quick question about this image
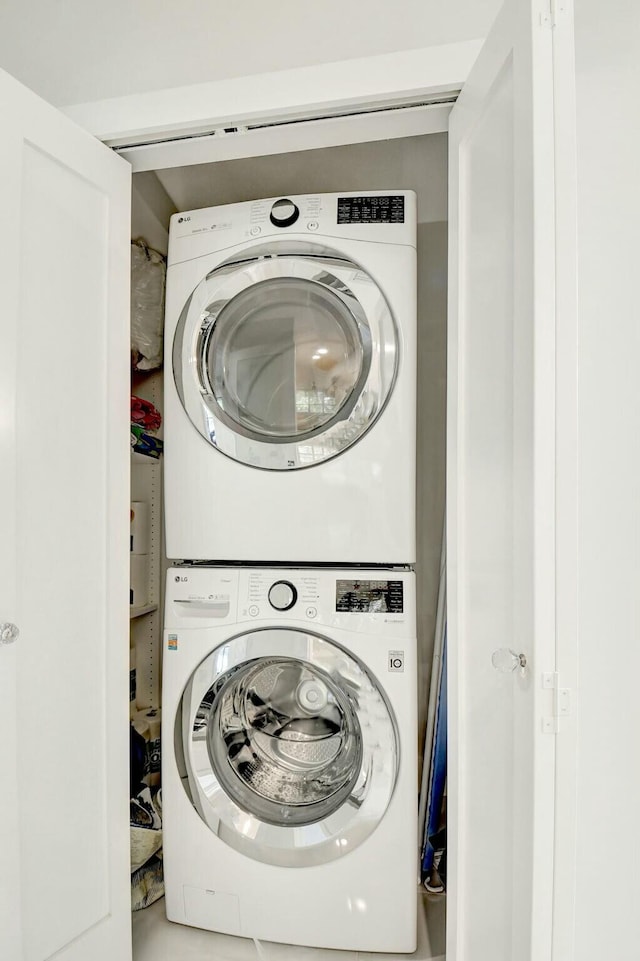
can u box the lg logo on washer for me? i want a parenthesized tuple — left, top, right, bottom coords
(388, 651, 405, 672)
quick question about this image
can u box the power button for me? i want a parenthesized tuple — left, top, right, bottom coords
(307, 221, 319, 231)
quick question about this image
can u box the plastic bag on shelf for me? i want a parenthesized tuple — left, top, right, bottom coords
(131, 239, 166, 371)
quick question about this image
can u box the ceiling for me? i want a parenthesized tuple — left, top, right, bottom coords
(0, 0, 501, 107)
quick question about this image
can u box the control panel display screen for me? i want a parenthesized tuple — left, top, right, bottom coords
(336, 580, 403, 613)
(337, 196, 405, 224)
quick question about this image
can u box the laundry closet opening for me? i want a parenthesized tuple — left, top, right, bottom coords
(129, 130, 448, 960)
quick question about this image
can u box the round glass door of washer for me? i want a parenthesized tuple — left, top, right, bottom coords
(172, 242, 399, 469)
(178, 628, 399, 867)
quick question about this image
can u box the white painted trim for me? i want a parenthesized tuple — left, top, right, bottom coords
(550, 2, 579, 959)
(120, 101, 453, 174)
(62, 40, 482, 146)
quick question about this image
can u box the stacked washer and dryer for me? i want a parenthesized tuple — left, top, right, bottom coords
(162, 191, 419, 953)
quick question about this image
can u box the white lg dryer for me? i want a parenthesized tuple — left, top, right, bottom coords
(164, 191, 417, 564)
(162, 566, 418, 953)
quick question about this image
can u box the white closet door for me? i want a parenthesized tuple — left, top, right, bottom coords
(0, 68, 131, 961)
(447, 1, 557, 959)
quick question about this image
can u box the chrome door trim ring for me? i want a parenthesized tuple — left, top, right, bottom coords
(179, 627, 399, 867)
(172, 241, 399, 471)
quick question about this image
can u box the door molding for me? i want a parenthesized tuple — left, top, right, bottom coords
(62, 39, 482, 165)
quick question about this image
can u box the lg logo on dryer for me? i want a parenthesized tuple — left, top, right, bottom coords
(175, 575, 188, 582)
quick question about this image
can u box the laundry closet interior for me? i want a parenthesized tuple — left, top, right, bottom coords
(129, 126, 449, 961)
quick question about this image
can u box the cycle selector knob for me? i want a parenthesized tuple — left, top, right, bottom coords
(268, 580, 298, 611)
(270, 198, 300, 228)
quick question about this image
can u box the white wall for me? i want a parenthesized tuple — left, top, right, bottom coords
(0, 0, 501, 107)
(572, 1, 640, 956)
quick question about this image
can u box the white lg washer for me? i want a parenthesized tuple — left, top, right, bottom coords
(164, 191, 417, 564)
(162, 565, 418, 953)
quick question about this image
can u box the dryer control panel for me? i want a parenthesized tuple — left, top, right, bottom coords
(337, 195, 405, 224)
(167, 190, 417, 266)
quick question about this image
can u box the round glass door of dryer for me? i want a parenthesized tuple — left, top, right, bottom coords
(178, 628, 399, 867)
(172, 241, 399, 470)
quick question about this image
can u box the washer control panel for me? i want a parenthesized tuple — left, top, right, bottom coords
(336, 579, 404, 613)
(268, 579, 298, 611)
(244, 569, 319, 619)
(166, 568, 414, 636)
(233, 568, 412, 634)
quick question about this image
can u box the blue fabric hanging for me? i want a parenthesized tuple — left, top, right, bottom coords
(421, 632, 447, 879)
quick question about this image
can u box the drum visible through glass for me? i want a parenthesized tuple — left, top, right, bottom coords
(204, 657, 363, 826)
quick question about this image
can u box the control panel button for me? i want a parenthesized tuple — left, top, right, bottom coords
(249, 226, 261, 236)
(270, 198, 300, 228)
(307, 221, 319, 231)
(248, 604, 259, 617)
(268, 580, 298, 611)
(306, 606, 318, 619)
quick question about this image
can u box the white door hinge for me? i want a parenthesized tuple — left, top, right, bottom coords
(541, 0, 564, 28)
(542, 672, 572, 734)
